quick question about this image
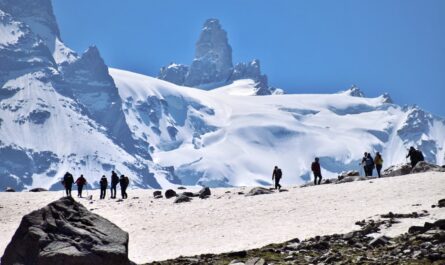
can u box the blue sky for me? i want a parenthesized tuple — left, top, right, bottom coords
(53, 0, 445, 117)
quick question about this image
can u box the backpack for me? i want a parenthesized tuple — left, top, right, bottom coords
(276, 169, 282, 178)
(365, 157, 374, 166)
(416, 150, 424, 161)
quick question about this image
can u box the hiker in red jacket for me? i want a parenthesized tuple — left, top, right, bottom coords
(75, 174, 87, 198)
(311, 157, 322, 185)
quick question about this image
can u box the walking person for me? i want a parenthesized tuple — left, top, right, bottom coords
(99, 175, 108, 199)
(374, 152, 383, 178)
(406, 146, 424, 168)
(311, 157, 322, 185)
(75, 174, 87, 197)
(110, 171, 119, 199)
(365, 153, 375, 177)
(62, 172, 74, 197)
(361, 152, 368, 176)
(272, 166, 282, 190)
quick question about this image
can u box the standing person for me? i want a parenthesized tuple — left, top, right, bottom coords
(365, 153, 375, 177)
(75, 174, 87, 197)
(119, 175, 129, 199)
(406, 146, 424, 168)
(374, 152, 384, 178)
(272, 166, 282, 190)
(62, 172, 74, 197)
(99, 175, 108, 199)
(110, 171, 119, 199)
(311, 157, 322, 185)
(361, 152, 368, 176)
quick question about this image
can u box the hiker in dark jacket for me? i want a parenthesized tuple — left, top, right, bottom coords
(364, 153, 375, 177)
(110, 171, 119, 199)
(272, 166, 282, 190)
(75, 174, 87, 198)
(62, 172, 74, 197)
(361, 152, 368, 176)
(311, 158, 322, 185)
(406, 146, 424, 168)
(374, 152, 383, 178)
(99, 175, 108, 199)
(119, 175, 129, 199)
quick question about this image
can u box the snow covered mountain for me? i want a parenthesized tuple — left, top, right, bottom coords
(158, 19, 280, 95)
(0, 0, 444, 191)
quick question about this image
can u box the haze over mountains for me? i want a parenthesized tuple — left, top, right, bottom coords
(0, 0, 444, 191)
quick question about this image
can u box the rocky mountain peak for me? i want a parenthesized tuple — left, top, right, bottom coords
(158, 19, 276, 95)
(345, 85, 365, 97)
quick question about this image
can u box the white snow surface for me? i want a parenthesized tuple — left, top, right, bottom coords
(110, 68, 445, 187)
(0, 172, 444, 263)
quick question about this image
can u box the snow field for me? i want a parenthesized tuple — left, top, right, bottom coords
(0, 172, 444, 263)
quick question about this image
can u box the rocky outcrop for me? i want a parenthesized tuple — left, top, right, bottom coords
(382, 163, 412, 177)
(144, 215, 445, 265)
(158, 19, 276, 95)
(199, 187, 211, 199)
(411, 161, 445, 174)
(1, 197, 132, 265)
(174, 194, 191, 203)
(29, 187, 47, 192)
(245, 187, 274, 196)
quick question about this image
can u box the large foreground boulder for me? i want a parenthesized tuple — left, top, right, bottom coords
(1, 197, 132, 265)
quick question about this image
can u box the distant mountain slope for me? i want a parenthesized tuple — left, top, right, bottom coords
(1, 0, 443, 191)
(111, 68, 445, 187)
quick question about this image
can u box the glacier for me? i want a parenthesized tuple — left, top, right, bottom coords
(0, 0, 444, 191)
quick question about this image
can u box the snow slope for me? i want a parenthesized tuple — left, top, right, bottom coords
(111, 68, 445, 188)
(0, 172, 444, 263)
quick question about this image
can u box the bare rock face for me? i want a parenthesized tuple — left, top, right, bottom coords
(158, 19, 276, 95)
(382, 163, 412, 177)
(1, 197, 132, 265)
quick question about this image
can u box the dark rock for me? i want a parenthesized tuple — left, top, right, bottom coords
(245, 257, 266, 265)
(177, 186, 187, 190)
(227, 250, 247, 258)
(181, 192, 196, 197)
(154, 195, 163, 199)
(438, 199, 445, 208)
(165, 189, 177, 199)
(245, 187, 274, 196)
(411, 161, 445, 174)
(279, 189, 289, 192)
(29, 188, 48, 192)
(408, 226, 427, 234)
(153, 190, 162, 197)
(0, 197, 131, 265)
(199, 187, 211, 199)
(433, 219, 445, 230)
(174, 194, 191, 203)
(5, 187, 15, 192)
(369, 236, 391, 247)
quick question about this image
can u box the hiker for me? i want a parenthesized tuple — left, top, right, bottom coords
(361, 152, 368, 176)
(120, 175, 129, 199)
(406, 146, 424, 168)
(62, 172, 74, 197)
(272, 166, 282, 190)
(374, 152, 383, 178)
(75, 174, 87, 197)
(364, 153, 375, 177)
(311, 157, 322, 185)
(110, 171, 119, 199)
(99, 175, 108, 199)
